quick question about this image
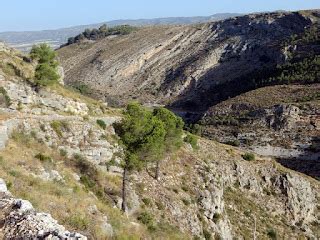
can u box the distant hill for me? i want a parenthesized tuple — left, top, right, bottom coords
(0, 13, 241, 52)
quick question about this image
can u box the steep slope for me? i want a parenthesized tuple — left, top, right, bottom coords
(1, 44, 320, 239)
(0, 13, 240, 52)
(58, 10, 319, 110)
(200, 84, 320, 178)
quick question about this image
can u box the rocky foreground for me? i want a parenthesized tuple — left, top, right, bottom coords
(0, 179, 86, 239)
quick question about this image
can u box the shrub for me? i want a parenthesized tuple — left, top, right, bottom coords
(137, 211, 154, 226)
(35, 153, 52, 162)
(184, 133, 199, 150)
(182, 198, 191, 206)
(72, 83, 91, 95)
(267, 228, 277, 240)
(212, 213, 222, 223)
(155, 201, 165, 210)
(80, 175, 95, 189)
(203, 229, 212, 240)
(65, 214, 90, 231)
(242, 152, 255, 161)
(11, 131, 32, 146)
(181, 185, 189, 192)
(59, 149, 68, 157)
(226, 140, 240, 147)
(96, 119, 107, 130)
(73, 154, 91, 173)
(30, 44, 60, 87)
(142, 198, 152, 206)
(50, 120, 70, 137)
(0, 87, 11, 107)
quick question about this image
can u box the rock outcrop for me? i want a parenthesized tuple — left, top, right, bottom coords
(0, 179, 86, 239)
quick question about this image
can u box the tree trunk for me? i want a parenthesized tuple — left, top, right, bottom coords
(121, 167, 128, 212)
(155, 160, 160, 180)
(253, 215, 256, 240)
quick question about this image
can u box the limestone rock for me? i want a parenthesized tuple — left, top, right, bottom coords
(0, 179, 87, 239)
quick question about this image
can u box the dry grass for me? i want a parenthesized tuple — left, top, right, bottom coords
(49, 84, 123, 117)
(0, 51, 34, 80)
(0, 131, 147, 239)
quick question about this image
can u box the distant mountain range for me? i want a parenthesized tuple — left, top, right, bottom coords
(0, 13, 241, 52)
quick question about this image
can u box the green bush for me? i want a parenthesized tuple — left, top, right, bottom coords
(72, 83, 91, 95)
(184, 133, 199, 150)
(212, 213, 222, 223)
(267, 228, 277, 240)
(142, 198, 152, 206)
(80, 175, 95, 189)
(226, 140, 240, 147)
(30, 44, 59, 87)
(0, 87, 11, 107)
(242, 152, 255, 161)
(34, 63, 59, 86)
(59, 149, 68, 157)
(96, 119, 107, 130)
(34, 153, 52, 162)
(137, 211, 154, 225)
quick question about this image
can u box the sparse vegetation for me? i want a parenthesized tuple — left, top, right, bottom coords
(71, 83, 92, 95)
(96, 119, 107, 130)
(225, 139, 240, 147)
(184, 133, 199, 150)
(59, 149, 68, 157)
(203, 229, 212, 240)
(50, 120, 70, 137)
(267, 228, 277, 240)
(242, 152, 255, 161)
(137, 211, 155, 230)
(142, 197, 152, 206)
(64, 213, 90, 231)
(0, 87, 11, 107)
(34, 153, 52, 163)
(212, 213, 222, 223)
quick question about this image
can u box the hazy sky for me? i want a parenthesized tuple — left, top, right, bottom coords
(1, 0, 319, 32)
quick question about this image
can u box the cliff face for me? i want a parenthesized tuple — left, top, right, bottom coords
(58, 10, 318, 110)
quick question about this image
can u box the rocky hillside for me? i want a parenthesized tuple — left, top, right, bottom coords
(200, 84, 320, 178)
(58, 10, 320, 182)
(0, 13, 240, 52)
(58, 10, 319, 109)
(1, 40, 320, 239)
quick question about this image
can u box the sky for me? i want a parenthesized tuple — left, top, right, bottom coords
(1, 0, 319, 32)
